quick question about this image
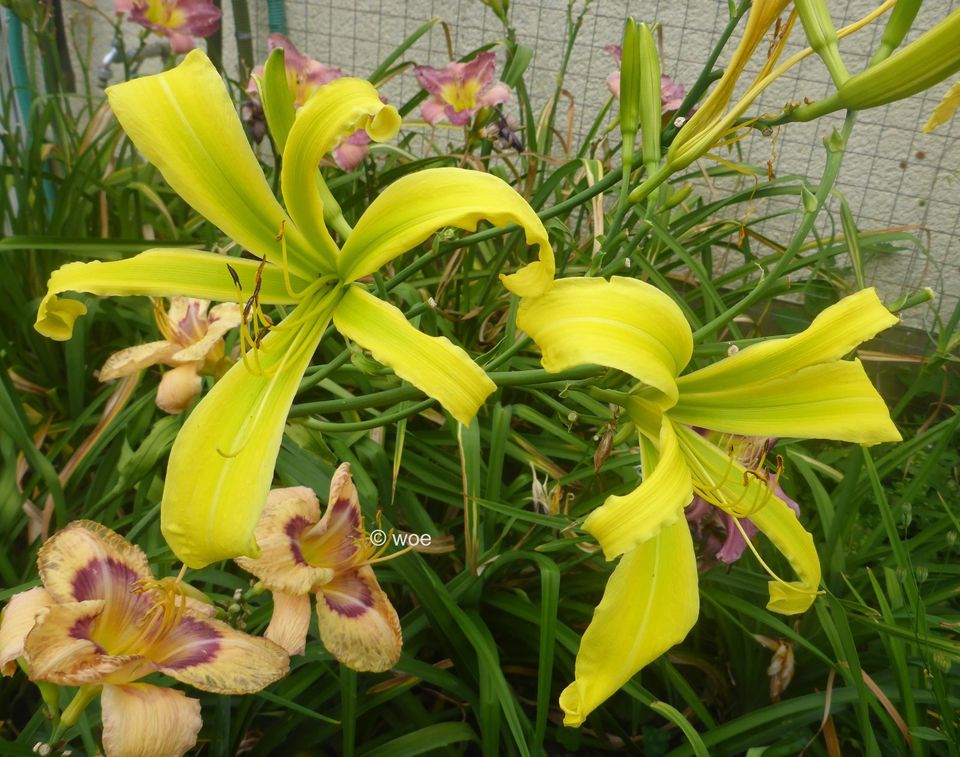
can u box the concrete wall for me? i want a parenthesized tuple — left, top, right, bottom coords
(64, 1, 960, 328)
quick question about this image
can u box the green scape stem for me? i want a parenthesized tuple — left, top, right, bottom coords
(690, 111, 856, 342)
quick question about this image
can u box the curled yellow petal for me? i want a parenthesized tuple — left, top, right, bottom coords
(583, 418, 692, 559)
(559, 517, 699, 727)
(517, 277, 692, 405)
(282, 77, 400, 260)
(332, 285, 495, 425)
(677, 288, 898, 394)
(35, 250, 306, 341)
(0, 587, 53, 676)
(672, 359, 901, 445)
(337, 168, 554, 298)
(922, 79, 960, 133)
(677, 425, 821, 614)
(106, 50, 320, 277)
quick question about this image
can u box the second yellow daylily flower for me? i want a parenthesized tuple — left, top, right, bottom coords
(33, 50, 554, 569)
(517, 277, 901, 726)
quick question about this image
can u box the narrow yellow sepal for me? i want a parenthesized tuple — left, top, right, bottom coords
(583, 417, 692, 559)
(923, 79, 960, 133)
(281, 77, 400, 262)
(332, 285, 495, 425)
(677, 288, 898, 394)
(336, 168, 554, 297)
(34, 250, 305, 341)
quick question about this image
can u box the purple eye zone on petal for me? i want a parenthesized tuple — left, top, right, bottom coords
(72, 557, 141, 601)
(284, 515, 313, 565)
(159, 616, 223, 669)
(322, 573, 374, 618)
(68, 614, 106, 654)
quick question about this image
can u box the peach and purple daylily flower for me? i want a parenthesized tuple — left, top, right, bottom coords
(98, 297, 239, 414)
(114, 0, 221, 54)
(414, 51, 511, 126)
(685, 435, 800, 566)
(245, 34, 371, 171)
(605, 44, 686, 111)
(236, 465, 402, 672)
(0, 520, 288, 757)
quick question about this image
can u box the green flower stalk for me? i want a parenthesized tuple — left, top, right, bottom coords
(795, 0, 849, 87)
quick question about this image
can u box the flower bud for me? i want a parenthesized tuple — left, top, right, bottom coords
(791, 8, 960, 121)
(618, 18, 642, 149)
(637, 22, 662, 170)
(795, 0, 849, 86)
(874, 0, 923, 62)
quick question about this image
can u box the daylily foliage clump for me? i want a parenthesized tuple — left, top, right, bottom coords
(5, 0, 958, 753)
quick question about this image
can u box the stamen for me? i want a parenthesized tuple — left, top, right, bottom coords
(730, 517, 805, 594)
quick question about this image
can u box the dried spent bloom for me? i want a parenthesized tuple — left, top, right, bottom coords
(236, 465, 402, 671)
(115, 0, 221, 54)
(98, 297, 239, 414)
(414, 51, 511, 126)
(0, 520, 288, 757)
(605, 44, 686, 110)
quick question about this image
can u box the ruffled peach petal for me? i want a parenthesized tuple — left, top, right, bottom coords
(155, 363, 203, 414)
(0, 587, 53, 675)
(99, 341, 178, 382)
(101, 683, 201, 757)
(151, 614, 289, 694)
(235, 486, 333, 594)
(265, 591, 312, 655)
(170, 303, 241, 363)
(301, 463, 364, 568)
(38, 520, 153, 605)
(477, 82, 510, 108)
(315, 566, 402, 672)
(24, 600, 142, 685)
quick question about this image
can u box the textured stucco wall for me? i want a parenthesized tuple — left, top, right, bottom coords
(70, 0, 960, 328)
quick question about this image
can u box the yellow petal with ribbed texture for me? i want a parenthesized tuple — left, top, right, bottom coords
(672, 359, 901, 444)
(676, 425, 821, 614)
(583, 417, 692, 559)
(106, 50, 320, 277)
(101, 683, 202, 757)
(517, 277, 692, 405)
(337, 168, 554, 297)
(35, 250, 307, 341)
(161, 293, 338, 568)
(559, 517, 699, 727)
(677, 288, 898, 393)
(282, 77, 400, 259)
(332, 285, 495, 425)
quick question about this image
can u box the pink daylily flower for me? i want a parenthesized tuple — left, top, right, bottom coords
(245, 34, 372, 170)
(685, 435, 801, 565)
(605, 44, 686, 111)
(115, 0, 222, 54)
(414, 51, 511, 126)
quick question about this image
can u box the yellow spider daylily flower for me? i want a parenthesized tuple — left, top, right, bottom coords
(236, 464, 402, 671)
(99, 296, 239, 414)
(517, 277, 901, 725)
(0, 520, 288, 757)
(33, 50, 553, 569)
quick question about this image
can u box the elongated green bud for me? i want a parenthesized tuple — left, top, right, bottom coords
(791, 8, 960, 121)
(637, 22, 662, 171)
(795, 0, 849, 86)
(619, 18, 642, 149)
(874, 0, 923, 62)
(259, 47, 296, 152)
